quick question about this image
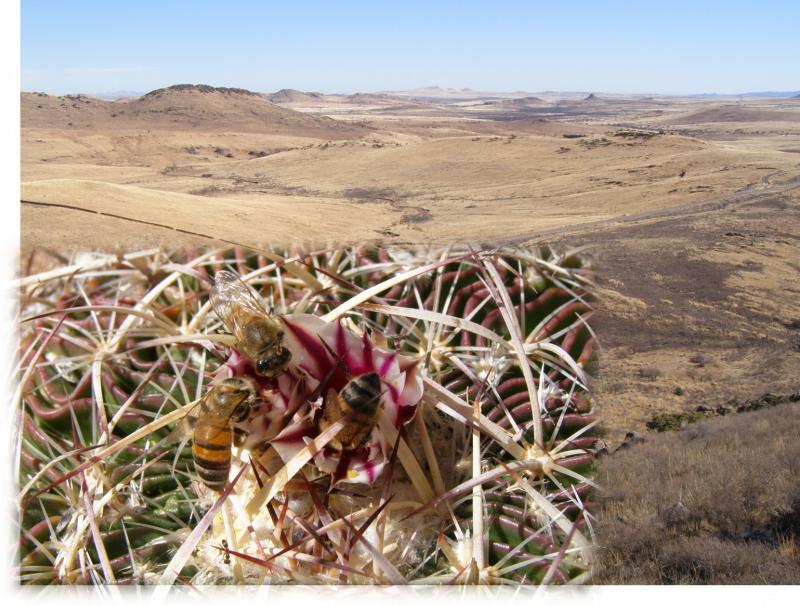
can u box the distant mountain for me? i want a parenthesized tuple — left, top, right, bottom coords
(739, 91, 800, 97)
(21, 84, 371, 138)
(510, 96, 549, 106)
(260, 88, 431, 107)
(263, 88, 326, 103)
(377, 86, 537, 102)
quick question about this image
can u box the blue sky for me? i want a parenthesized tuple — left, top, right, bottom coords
(19, 0, 800, 96)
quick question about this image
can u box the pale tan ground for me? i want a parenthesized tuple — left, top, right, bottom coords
(19, 85, 800, 444)
(21, 88, 800, 255)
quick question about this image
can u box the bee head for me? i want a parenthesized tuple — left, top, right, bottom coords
(255, 359, 272, 376)
(231, 398, 252, 423)
(254, 347, 292, 378)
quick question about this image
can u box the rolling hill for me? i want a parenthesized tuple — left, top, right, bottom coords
(21, 84, 372, 139)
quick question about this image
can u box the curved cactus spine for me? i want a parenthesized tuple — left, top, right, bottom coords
(14, 244, 600, 586)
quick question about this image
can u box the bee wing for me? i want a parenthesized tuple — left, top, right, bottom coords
(323, 388, 341, 422)
(210, 270, 270, 338)
(165, 397, 207, 444)
(166, 385, 252, 445)
(202, 388, 251, 436)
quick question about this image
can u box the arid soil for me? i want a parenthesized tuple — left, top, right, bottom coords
(554, 185, 800, 446)
(19, 85, 800, 444)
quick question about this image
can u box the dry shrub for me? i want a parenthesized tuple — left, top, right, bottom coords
(189, 184, 222, 197)
(610, 382, 626, 395)
(646, 411, 713, 432)
(343, 186, 405, 201)
(659, 537, 798, 584)
(593, 403, 800, 584)
(595, 532, 797, 584)
(779, 536, 800, 565)
(689, 353, 707, 367)
(638, 366, 661, 380)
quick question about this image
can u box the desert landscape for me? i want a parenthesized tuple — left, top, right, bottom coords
(20, 84, 800, 444)
(16, 83, 800, 587)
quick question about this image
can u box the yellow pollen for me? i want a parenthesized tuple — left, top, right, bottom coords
(347, 469, 358, 479)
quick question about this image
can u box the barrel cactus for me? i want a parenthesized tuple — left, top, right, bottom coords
(13, 243, 600, 586)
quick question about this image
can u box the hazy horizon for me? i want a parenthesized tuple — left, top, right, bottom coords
(21, 84, 800, 99)
(21, 1, 800, 97)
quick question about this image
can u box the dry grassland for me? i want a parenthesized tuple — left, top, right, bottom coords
(22, 89, 800, 256)
(566, 185, 800, 447)
(594, 402, 800, 584)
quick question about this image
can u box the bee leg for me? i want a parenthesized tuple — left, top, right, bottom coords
(245, 393, 263, 410)
(232, 426, 249, 447)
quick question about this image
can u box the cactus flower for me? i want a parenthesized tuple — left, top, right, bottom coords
(228, 313, 423, 485)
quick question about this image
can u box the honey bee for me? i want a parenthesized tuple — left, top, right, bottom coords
(210, 270, 291, 378)
(320, 372, 385, 451)
(166, 377, 261, 491)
